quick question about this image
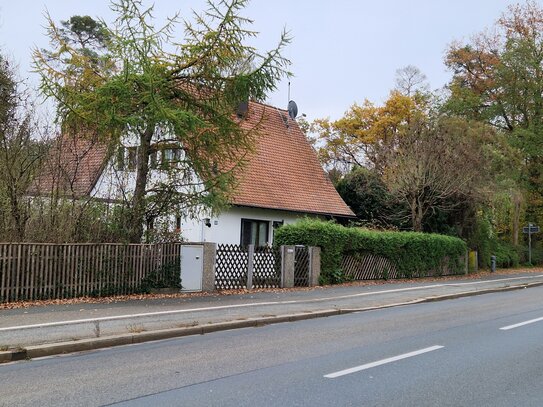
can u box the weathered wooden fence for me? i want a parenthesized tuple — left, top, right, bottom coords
(342, 254, 398, 280)
(0, 242, 183, 303)
(342, 253, 466, 280)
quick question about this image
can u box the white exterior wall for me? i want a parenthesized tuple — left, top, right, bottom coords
(90, 133, 198, 203)
(91, 157, 318, 245)
(91, 162, 133, 201)
(181, 206, 317, 245)
(87, 135, 323, 245)
(91, 134, 137, 201)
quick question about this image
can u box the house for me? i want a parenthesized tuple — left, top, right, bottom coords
(31, 101, 354, 245)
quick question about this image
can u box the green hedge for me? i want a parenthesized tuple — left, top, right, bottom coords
(274, 219, 467, 284)
(517, 242, 543, 266)
(490, 240, 519, 268)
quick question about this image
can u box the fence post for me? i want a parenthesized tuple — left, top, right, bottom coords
(309, 247, 321, 286)
(202, 242, 217, 292)
(308, 246, 312, 286)
(280, 246, 285, 288)
(281, 245, 295, 288)
(247, 244, 254, 290)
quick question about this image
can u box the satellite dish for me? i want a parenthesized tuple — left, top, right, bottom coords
(288, 100, 298, 120)
(236, 101, 249, 118)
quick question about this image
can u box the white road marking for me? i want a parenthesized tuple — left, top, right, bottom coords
(1, 274, 542, 332)
(0, 286, 446, 331)
(500, 316, 543, 331)
(443, 275, 543, 286)
(324, 345, 444, 379)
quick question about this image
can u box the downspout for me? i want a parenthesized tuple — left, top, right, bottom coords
(200, 219, 206, 242)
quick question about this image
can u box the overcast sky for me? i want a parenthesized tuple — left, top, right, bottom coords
(0, 0, 531, 121)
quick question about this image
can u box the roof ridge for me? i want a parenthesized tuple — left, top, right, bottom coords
(249, 99, 288, 113)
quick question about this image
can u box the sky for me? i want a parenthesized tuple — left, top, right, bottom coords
(0, 0, 534, 121)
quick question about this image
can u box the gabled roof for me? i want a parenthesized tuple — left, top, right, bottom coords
(29, 136, 109, 197)
(234, 101, 354, 217)
(31, 101, 354, 218)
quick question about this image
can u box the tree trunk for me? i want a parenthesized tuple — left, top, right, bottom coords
(127, 125, 154, 243)
(7, 186, 25, 241)
(410, 197, 423, 232)
(416, 198, 425, 232)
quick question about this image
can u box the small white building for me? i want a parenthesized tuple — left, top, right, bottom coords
(32, 101, 354, 244)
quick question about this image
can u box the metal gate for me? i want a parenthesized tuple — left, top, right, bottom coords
(294, 246, 310, 287)
(180, 245, 203, 291)
(214, 244, 281, 290)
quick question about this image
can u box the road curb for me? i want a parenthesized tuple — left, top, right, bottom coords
(421, 281, 543, 302)
(0, 309, 342, 362)
(335, 282, 543, 314)
(1, 281, 542, 363)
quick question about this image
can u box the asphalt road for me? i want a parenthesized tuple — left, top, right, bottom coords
(2, 286, 543, 406)
(3, 273, 543, 348)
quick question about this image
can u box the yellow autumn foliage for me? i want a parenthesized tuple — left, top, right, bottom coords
(312, 91, 427, 169)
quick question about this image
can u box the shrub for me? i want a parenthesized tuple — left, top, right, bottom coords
(516, 241, 543, 266)
(531, 246, 543, 265)
(140, 260, 182, 292)
(467, 215, 492, 268)
(490, 240, 519, 268)
(274, 219, 467, 284)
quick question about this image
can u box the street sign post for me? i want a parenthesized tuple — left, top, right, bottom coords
(522, 223, 540, 264)
(522, 225, 540, 234)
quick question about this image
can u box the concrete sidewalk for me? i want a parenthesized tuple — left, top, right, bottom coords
(1, 272, 543, 362)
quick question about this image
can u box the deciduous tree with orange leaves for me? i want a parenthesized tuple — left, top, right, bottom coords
(311, 90, 427, 174)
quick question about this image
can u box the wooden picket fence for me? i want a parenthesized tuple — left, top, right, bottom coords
(0, 242, 183, 303)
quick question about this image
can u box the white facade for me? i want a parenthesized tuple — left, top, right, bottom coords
(88, 141, 317, 245)
(181, 206, 312, 244)
(91, 133, 196, 203)
(85, 128, 336, 244)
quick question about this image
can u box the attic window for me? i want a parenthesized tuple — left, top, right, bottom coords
(115, 146, 138, 171)
(115, 147, 125, 171)
(150, 149, 158, 169)
(161, 148, 183, 168)
(127, 147, 138, 171)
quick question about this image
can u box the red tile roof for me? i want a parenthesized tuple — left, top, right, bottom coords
(32, 102, 354, 217)
(29, 135, 109, 197)
(233, 101, 354, 217)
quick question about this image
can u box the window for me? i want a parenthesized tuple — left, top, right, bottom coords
(115, 146, 138, 171)
(240, 219, 270, 247)
(127, 147, 138, 171)
(116, 147, 125, 171)
(150, 149, 158, 169)
(175, 216, 182, 232)
(161, 148, 183, 168)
